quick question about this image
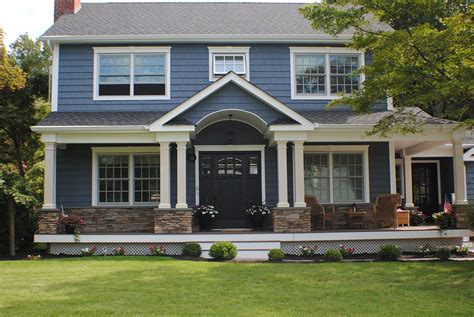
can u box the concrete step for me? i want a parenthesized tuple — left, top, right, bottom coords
(199, 241, 281, 260)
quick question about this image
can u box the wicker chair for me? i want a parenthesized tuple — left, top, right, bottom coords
(305, 196, 335, 230)
(373, 194, 401, 229)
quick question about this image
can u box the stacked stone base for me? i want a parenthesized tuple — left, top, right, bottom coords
(454, 205, 473, 229)
(154, 209, 193, 233)
(37, 209, 60, 234)
(272, 207, 311, 233)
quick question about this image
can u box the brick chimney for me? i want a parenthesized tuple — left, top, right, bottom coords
(54, 0, 81, 22)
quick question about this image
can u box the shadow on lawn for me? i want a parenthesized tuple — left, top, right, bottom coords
(1, 258, 473, 316)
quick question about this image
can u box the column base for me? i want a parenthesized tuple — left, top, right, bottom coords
(37, 208, 60, 234)
(277, 202, 290, 208)
(272, 207, 311, 233)
(158, 203, 171, 209)
(154, 208, 193, 233)
(294, 202, 307, 208)
(175, 203, 189, 209)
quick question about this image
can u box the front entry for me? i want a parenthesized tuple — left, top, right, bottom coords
(412, 162, 439, 216)
(199, 152, 262, 228)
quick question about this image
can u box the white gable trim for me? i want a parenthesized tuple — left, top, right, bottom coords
(149, 72, 315, 132)
(464, 147, 474, 161)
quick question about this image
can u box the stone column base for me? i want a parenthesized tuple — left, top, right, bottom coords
(272, 207, 311, 233)
(454, 205, 472, 229)
(37, 209, 60, 234)
(154, 208, 193, 233)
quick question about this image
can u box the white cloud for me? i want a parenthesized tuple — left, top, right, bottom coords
(0, 0, 314, 47)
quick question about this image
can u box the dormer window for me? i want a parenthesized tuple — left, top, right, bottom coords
(290, 47, 365, 100)
(93, 47, 171, 100)
(208, 47, 250, 81)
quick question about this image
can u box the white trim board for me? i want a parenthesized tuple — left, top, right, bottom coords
(149, 72, 315, 132)
(411, 160, 442, 205)
(304, 145, 371, 203)
(51, 43, 60, 112)
(34, 229, 471, 244)
(464, 148, 474, 161)
(92, 46, 171, 101)
(194, 145, 266, 205)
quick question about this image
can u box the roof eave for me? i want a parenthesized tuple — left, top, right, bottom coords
(31, 125, 147, 133)
(39, 34, 352, 44)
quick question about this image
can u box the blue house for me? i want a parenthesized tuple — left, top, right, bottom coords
(33, 1, 471, 258)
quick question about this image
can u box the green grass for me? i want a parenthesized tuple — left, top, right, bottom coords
(0, 257, 473, 316)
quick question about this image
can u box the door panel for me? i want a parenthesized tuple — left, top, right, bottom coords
(199, 152, 261, 229)
(412, 163, 439, 216)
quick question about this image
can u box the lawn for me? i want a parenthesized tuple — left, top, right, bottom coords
(0, 257, 473, 316)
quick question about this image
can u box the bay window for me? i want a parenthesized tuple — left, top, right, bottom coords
(92, 147, 160, 206)
(93, 47, 170, 100)
(304, 146, 370, 203)
(290, 47, 364, 100)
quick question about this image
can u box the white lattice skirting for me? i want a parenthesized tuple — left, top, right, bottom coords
(50, 243, 185, 256)
(281, 238, 463, 256)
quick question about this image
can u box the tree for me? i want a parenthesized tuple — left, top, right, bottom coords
(0, 31, 50, 256)
(300, 1, 474, 136)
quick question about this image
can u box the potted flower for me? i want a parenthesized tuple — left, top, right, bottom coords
(58, 214, 85, 234)
(193, 204, 219, 231)
(246, 204, 271, 229)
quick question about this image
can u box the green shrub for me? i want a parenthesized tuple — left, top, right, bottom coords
(324, 249, 342, 262)
(209, 242, 238, 260)
(182, 242, 202, 257)
(451, 246, 469, 257)
(433, 212, 456, 230)
(268, 249, 285, 261)
(436, 247, 451, 261)
(378, 245, 401, 261)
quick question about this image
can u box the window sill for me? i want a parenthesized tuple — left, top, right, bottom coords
(93, 95, 170, 101)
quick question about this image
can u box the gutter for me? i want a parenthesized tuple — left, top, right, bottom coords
(31, 125, 148, 133)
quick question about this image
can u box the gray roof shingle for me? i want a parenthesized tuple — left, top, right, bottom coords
(37, 111, 165, 126)
(43, 2, 364, 39)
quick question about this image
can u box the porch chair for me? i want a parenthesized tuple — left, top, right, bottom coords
(373, 194, 401, 229)
(305, 196, 335, 231)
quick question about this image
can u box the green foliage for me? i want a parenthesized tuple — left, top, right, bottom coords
(300, 1, 474, 136)
(182, 242, 202, 257)
(436, 247, 452, 261)
(268, 248, 285, 261)
(377, 244, 401, 261)
(433, 212, 456, 229)
(451, 246, 469, 257)
(209, 242, 238, 260)
(324, 249, 343, 262)
(0, 29, 25, 91)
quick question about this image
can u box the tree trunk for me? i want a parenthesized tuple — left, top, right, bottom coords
(7, 196, 15, 256)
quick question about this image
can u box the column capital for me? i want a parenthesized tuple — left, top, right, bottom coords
(175, 140, 188, 149)
(276, 140, 288, 149)
(292, 140, 305, 149)
(159, 141, 170, 148)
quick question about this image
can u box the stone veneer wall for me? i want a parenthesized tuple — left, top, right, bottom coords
(154, 209, 193, 233)
(66, 208, 156, 233)
(37, 209, 60, 234)
(454, 205, 472, 229)
(272, 207, 311, 233)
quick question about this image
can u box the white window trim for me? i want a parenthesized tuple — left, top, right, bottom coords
(304, 145, 370, 203)
(93, 46, 171, 101)
(208, 46, 250, 81)
(289, 47, 365, 100)
(91, 146, 160, 207)
(194, 145, 265, 205)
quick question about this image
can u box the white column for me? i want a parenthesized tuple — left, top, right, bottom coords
(389, 142, 397, 194)
(453, 140, 468, 205)
(403, 154, 414, 208)
(293, 141, 306, 208)
(42, 142, 57, 209)
(159, 141, 171, 209)
(175, 141, 188, 209)
(276, 141, 289, 208)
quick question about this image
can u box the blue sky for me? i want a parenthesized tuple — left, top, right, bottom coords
(0, 0, 314, 46)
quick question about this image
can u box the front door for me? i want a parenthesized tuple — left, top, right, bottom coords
(412, 163, 439, 216)
(199, 152, 261, 228)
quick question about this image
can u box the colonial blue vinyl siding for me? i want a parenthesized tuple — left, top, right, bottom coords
(57, 44, 380, 112)
(466, 162, 474, 203)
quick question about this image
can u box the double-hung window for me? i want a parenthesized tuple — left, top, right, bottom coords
(93, 147, 161, 206)
(208, 47, 250, 81)
(304, 146, 370, 203)
(290, 47, 364, 100)
(94, 47, 170, 100)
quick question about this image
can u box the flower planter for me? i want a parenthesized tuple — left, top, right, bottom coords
(198, 215, 214, 231)
(64, 224, 76, 234)
(249, 214, 266, 229)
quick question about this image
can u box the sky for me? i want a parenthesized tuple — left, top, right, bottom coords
(0, 0, 314, 47)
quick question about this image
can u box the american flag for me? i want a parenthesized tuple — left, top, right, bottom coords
(443, 193, 453, 214)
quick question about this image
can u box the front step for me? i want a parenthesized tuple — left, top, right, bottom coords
(200, 241, 281, 260)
